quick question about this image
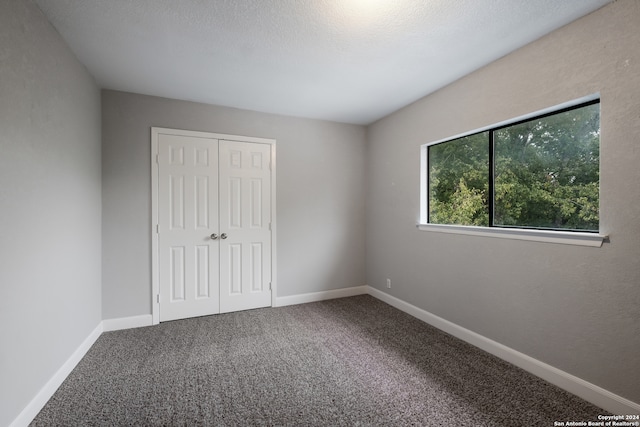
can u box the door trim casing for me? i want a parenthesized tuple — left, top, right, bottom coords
(151, 127, 277, 325)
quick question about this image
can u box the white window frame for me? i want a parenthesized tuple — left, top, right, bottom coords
(418, 94, 607, 247)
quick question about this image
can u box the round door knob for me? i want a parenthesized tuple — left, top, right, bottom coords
(210, 233, 218, 240)
(220, 233, 228, 239)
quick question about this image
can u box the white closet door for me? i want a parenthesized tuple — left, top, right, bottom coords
(218, 140, 272, 313)
(158, 134, 219, 322)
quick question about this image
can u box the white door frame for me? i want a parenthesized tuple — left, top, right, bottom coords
(151, 127, 277, 325)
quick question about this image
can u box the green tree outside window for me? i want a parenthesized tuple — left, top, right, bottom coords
(428, 101, 599, 232)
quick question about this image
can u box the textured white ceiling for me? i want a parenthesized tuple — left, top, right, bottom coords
(34, 0, 611, 125)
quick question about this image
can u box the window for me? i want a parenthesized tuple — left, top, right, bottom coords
(421, 97, 601, 240)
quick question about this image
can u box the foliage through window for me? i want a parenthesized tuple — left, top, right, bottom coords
(426, 99, 600, 232)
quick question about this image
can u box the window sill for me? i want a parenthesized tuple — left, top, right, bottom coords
(417, 223, 606, 247)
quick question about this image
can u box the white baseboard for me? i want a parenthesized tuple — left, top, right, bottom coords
(12, 288, 638, 427)
(103, 314, 153, 332)
(9, 322, 103, 427)
(366, 286, 640, 415)
(275, 285, 368, 307)
(10, 314, 152, 427)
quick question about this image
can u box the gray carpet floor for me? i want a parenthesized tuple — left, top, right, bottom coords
(32, 295, 606, 426)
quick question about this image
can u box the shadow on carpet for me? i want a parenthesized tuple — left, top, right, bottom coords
(32, 295, 607, 426)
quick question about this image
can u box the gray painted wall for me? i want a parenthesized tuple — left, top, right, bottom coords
(0, 1, 102, 425)
(102, 91, 366, 319)
(365, 0, 640, 403)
